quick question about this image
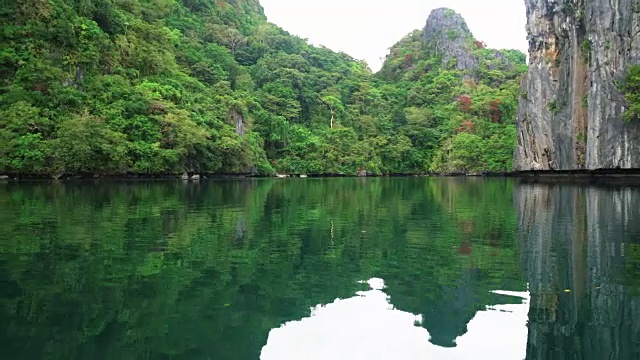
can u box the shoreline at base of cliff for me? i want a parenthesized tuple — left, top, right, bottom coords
(4, 169, 640, 182)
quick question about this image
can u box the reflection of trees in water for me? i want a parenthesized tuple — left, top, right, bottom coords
(418, 268, 481, 348)
(516, 183, 640, 360)
(378, 178, 526, 347)
(0, 179, 525, 359)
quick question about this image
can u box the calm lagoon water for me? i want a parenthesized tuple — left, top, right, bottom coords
(1, 178, 639, 359)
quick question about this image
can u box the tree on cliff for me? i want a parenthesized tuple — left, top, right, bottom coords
(622, 65, 640, 122)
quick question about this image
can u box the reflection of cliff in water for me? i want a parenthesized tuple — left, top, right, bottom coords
(516, 183, 640, 359)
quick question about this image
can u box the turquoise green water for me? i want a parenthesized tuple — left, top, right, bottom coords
(1, 178, 639, 359)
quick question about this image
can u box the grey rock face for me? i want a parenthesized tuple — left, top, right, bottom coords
(422, 8, 512, 78)
(516, 0, 640, 170)
(230, 110, 245, 136)
(423, 8, 478, 73)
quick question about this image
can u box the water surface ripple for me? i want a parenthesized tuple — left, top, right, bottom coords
(1, 178, 639, 359)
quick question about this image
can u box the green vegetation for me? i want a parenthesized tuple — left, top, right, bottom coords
(554, 56, 562, 68)
(621, 64, 640, 122)
(377, 30, 526, 173)
(580, 39, 591, 63)
(0, 1, 527, 176)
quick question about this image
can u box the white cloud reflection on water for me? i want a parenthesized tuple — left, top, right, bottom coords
(261, 279, 529, 360)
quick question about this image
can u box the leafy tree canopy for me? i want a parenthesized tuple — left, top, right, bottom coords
(0, 2, 527, 176)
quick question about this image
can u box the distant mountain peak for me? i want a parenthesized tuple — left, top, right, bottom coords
(424, 8, 473, 40)
(423, 8, 478, 73)
(377, 7, 524, 84)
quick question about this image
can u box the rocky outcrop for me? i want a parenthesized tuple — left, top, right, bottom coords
(423, 8, 478, 73)
(230, 109, 246, 136)
(422, 8, 513, 77)
(515, 0, 640, 170)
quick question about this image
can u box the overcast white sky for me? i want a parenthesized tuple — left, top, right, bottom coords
(260, 0, 528, 72)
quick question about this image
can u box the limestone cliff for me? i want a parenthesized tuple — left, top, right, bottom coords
(422, 8, 478, 73)
(422, 8, 512, 76)
(515, 0, 640, 170)
(378, 8, 517, 82)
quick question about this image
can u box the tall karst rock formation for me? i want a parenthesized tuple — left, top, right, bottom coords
(515, 0, 640, 170)
(421, 8, 514, 75)
(421, 8, 479, 73)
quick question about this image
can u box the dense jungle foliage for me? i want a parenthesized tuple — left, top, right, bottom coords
(0, 0, 527, 176)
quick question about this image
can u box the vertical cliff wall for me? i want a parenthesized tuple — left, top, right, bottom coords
(515, 0, 640, 170)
